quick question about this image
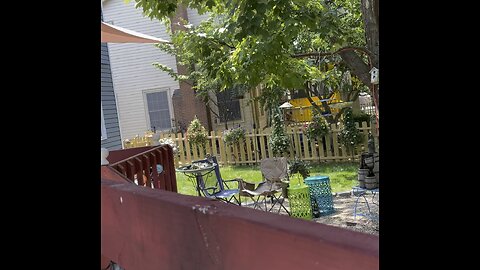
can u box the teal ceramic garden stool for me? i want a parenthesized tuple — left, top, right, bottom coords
(304, 176, 335, 216)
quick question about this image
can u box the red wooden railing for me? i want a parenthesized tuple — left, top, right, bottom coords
(101, 165, 378, 270)
(108, 145, 177, 192)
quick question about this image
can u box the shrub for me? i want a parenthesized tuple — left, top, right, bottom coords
(187, 116, 208, 147)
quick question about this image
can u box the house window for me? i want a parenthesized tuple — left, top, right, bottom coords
(216, 89, 242, 123)
(145, 90, 172, 131)
(101, 103, 107, 140)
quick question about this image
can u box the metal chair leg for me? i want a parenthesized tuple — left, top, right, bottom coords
(353, 194, 370, 221)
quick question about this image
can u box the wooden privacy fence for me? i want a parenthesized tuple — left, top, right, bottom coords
(124, 121, 378, 166)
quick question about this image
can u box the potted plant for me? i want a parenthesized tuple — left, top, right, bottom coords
(288, 157, 311, 186)
(223, 126, 246, 146)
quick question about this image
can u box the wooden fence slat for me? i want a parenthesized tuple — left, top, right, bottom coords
(239, 141, 246, 164)
(302, 128, 310, 160)
(233, 144, 239, 165)
(192, 144, 199, 161)
(325, 135, 332, 159)
(198, 145, 205, 160)
(294, 126, 302, 158)
(310, 137, 318, 162)
(210, 131, 218, 158)
(288, 127, 295, 159)
(218, 131, 227, 165)
(259, 132, 267, 160)
(177, 133, 186, 165)
(226, 143, 232, 165)
(245, 135, 253, 165)
(264, 128, 273, 159)
(185, 137, 192, 164)
(332, 124, 341, 160)
(360, 121, 369, 153)
(251, 129, 259, 162)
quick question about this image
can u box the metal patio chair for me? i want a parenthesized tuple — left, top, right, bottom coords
(191, 155, 242, 205)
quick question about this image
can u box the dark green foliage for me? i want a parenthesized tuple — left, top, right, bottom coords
(351, 112, 371, 124)
(288, 157, 311, 180)
(304, 110, 330, 141)
(338, 108, 363, 155)
(269, 108, 290, 156)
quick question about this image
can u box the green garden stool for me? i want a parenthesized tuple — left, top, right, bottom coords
(305, 176, 335, 216)
(287, 184, 313, 220)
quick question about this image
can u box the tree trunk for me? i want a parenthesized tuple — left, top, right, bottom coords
(340, 0, 379, 131)
(361, 0, 379, 68)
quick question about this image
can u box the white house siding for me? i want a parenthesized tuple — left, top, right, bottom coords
(186, 8, 210, 26)
(103, 0, 180, 140)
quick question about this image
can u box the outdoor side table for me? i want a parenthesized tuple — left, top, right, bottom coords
(304, 176, 335, 216)
(287, 184, 313, 220)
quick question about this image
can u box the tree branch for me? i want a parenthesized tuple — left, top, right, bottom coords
(292, 46, 373, 67)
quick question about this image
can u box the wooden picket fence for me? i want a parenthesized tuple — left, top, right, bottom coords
(124, 121, 378, 166)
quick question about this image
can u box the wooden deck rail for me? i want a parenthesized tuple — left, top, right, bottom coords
(101, 166, 378, 270)
(107, 145, 177, 192)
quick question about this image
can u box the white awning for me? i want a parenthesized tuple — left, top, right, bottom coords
(101, 22, 170, 43)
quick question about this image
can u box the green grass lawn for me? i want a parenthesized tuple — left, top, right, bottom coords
(176, 162, 358, 196)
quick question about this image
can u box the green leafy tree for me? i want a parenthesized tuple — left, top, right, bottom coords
(129, 0, 379, 125)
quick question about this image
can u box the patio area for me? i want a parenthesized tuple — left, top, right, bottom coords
(240, 190, 379, 236)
